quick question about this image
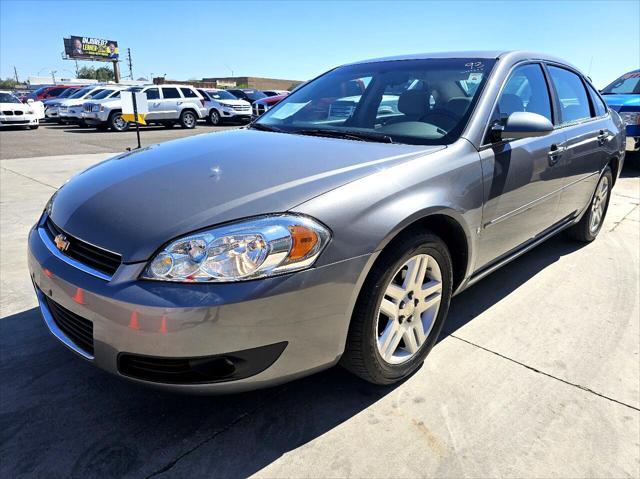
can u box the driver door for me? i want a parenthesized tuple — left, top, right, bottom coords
(476, 63, 567, 269)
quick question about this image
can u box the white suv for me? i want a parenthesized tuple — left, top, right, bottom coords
(57, 85, 118, 126)
(83, 84, 206, 132)
(197, 89, 252, 125)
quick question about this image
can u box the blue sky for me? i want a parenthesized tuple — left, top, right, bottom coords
(1, 0, 638, 88)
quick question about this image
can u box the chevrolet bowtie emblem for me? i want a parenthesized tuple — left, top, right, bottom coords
(54, 234, 70, 252)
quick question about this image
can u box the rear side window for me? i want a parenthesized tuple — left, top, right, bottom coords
(586, 83, 607, 117)
(548, 66, 591, 124)
(162, 87, 180, 99)
(493, 63, 552, 124)
(180, 87, 198, 98)
(145, 88, 159, 100)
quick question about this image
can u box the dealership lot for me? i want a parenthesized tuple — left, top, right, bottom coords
(0, 126, 639, 477)
(0, 122, 235, 160)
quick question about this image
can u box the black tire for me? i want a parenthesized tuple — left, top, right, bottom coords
(108, 111, 129, 132)
(565, 166, 613, 242)
(340, 231, 453, 385)
(179, 110, 197, 129)
(161, 121, 175, 128)
(208, 109, 222, 126)
(29, 125, 39, 130)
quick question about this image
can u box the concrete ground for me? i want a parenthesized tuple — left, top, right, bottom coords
(1, 126, 639, 478)
(0, 121, 236, 159)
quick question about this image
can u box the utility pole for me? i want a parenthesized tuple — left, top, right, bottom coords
(126, 48, 133, 80)
(13, 66, 19, 83)
(74, 60, 80, 77)
(50, 70, 57, 84)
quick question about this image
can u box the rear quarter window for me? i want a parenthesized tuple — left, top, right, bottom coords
(180, 87, 198, 98)
(162, 87, 181, 99)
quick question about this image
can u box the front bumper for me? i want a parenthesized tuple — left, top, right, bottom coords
(83, 110, 110, 125)
(28, 217, 371, 393)
(0, 113, 38, 126)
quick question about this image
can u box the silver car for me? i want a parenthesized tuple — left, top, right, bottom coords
(28, 51, 625, 393)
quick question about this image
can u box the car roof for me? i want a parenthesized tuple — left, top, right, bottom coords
(347, 50, 578, 70)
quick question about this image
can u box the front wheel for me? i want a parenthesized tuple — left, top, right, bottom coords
(565, 166, 612, 242)
(341, 231, 453, 385)
(179, 110, 197, 129)
(29, 125, 39, 130)
(108, 111, 129, 132)
(208, 109, 222, 126)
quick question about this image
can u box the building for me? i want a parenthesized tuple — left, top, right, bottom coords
(153, 76, 303, 90)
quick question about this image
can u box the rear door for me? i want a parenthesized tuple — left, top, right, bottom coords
(143, 87, 161, 120)
(477, 62, 567, 268)
(160, 87, 182, 119)
(546, 65, 611, 219)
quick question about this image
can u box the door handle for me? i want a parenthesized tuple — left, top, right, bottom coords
(597, 130, 608, 146)
(547, 144, 565, 166)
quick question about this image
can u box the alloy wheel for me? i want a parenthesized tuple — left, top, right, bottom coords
(589, 175, 609, 233)
(376, 253, 443, 364)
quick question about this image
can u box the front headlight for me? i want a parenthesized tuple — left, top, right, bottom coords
(620, 111, 640, 126)
(91, 105, 101, 112)
(142, 214, 331, 282)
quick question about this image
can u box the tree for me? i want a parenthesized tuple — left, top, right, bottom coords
(76, 66, 114, 81)
(0, 78, 17, 89)
(77, 66, 96, 79)
(95, 67, 114, 82)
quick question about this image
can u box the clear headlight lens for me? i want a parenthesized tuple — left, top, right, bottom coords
(142, 215, 331, 282)
(91, 104, 101, 112)
(620, 111, 640, 126)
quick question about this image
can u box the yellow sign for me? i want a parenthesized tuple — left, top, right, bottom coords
(122, 113, 146, 125)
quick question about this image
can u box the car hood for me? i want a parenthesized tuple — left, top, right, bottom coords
(50, 129, 444, 262)
(0, 102, 29, 111)
(602, 94, 640, 111)
(216, 99, 251, 107)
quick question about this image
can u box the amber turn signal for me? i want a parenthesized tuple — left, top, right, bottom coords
(288, 225, 319, 260)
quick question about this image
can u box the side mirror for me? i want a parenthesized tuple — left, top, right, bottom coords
(491, 111, 553, 142)
(27, 98, 34, 104)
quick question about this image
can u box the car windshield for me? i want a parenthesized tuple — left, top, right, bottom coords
(601, 71, 640, 95)
(254, 58, 495, 145)
(57, 88, 77, 98)
(245, 90, 267, 101)
(86, 89, 106, 98)
(208, 90, 236, 100)
(69, 87, 93, 99)
(91, 89, 116, 100)
(0, 92, 21, 103)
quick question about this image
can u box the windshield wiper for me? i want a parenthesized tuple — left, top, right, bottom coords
(250, 123, 286, 133)
(293, 128, 393, 144)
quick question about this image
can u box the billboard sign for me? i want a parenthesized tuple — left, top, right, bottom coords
(64, 36, 119, 61)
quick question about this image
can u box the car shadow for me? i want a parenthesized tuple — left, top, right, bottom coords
(0, 235, 586, 478)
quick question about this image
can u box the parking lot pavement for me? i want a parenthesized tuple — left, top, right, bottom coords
(1, 149, 638, 478)
(0, 122, 237, 159)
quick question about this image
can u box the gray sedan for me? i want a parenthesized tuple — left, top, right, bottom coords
(28, 51, 625, 393)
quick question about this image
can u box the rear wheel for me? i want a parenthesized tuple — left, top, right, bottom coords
(341, 231, 453, 385)
(108, 111, 129, 132)
(179, 110, 197, 129)
(29, 125, 39, 130)
(565, 166, 612, 242)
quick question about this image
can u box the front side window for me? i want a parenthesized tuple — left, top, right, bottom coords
(144, 88, 159, 100)
(601, 71, 640, 95)
(162, 87, 180, 99)
(548, 66, 591, 124)
(495, 64, 552, 123)
(255, 58, 496, 145)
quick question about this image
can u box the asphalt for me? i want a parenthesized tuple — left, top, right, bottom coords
(0, 126, 639, 478)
